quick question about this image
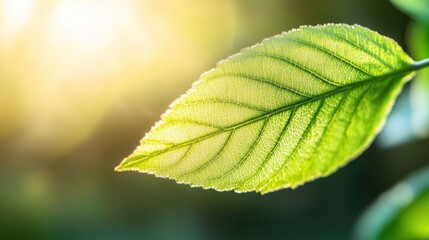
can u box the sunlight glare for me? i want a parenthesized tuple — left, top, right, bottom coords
(1, 0, 36, 43)
(48, 0, 118, 54)
(1, 0, 236, 160)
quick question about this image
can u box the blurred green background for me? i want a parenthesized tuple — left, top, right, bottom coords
(0, 0, 428, 239)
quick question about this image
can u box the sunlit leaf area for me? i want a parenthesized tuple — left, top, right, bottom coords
(1, 0, 428, 239)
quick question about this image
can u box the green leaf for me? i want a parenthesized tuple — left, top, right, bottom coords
(391, 0, 429, 23)
(354, 167, 429, 240)
(116, 24, 420, 194)
(409, 23, 429, 136)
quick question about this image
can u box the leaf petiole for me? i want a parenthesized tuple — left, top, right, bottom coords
(412, 58, 429, 70)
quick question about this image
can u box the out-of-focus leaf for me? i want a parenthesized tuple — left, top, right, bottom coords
(409, 23, 429, 137)
(378, 90, 415, 148)
(354, 166, 429, 240)
(116, 24, 419, 194)
(391, 0, 429, 23)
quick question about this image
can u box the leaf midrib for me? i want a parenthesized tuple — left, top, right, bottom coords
(125, 65, 414, 165)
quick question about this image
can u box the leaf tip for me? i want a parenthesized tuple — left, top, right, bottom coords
(114, 164, 124, 172)
(114, 154, 139, 172)
(114, 161, 128, 172)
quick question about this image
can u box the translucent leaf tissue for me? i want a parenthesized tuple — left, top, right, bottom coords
(116, 24, 429, 194)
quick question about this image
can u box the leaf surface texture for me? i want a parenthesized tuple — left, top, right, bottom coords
(116, 24, 415, 194)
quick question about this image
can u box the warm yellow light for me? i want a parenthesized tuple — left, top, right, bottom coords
(12, 0, 143, 158)
(41, 0, 142, 84)
(48, 0, 120, 55)
(1, 0, 236, 160)
(1, 0, 36, 43)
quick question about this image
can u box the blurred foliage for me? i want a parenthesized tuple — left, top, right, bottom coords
(376, 2, 429, 238)
(409, 23, 429, 136)
(380, 0, 429, 145)
(380, 190, 429, 240)
(354, 167, 429, 240)
(391, 0, 429, 23)
(0, 0, 427, 239)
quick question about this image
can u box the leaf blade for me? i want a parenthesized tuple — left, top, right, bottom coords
(116, 24, 415, 193)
